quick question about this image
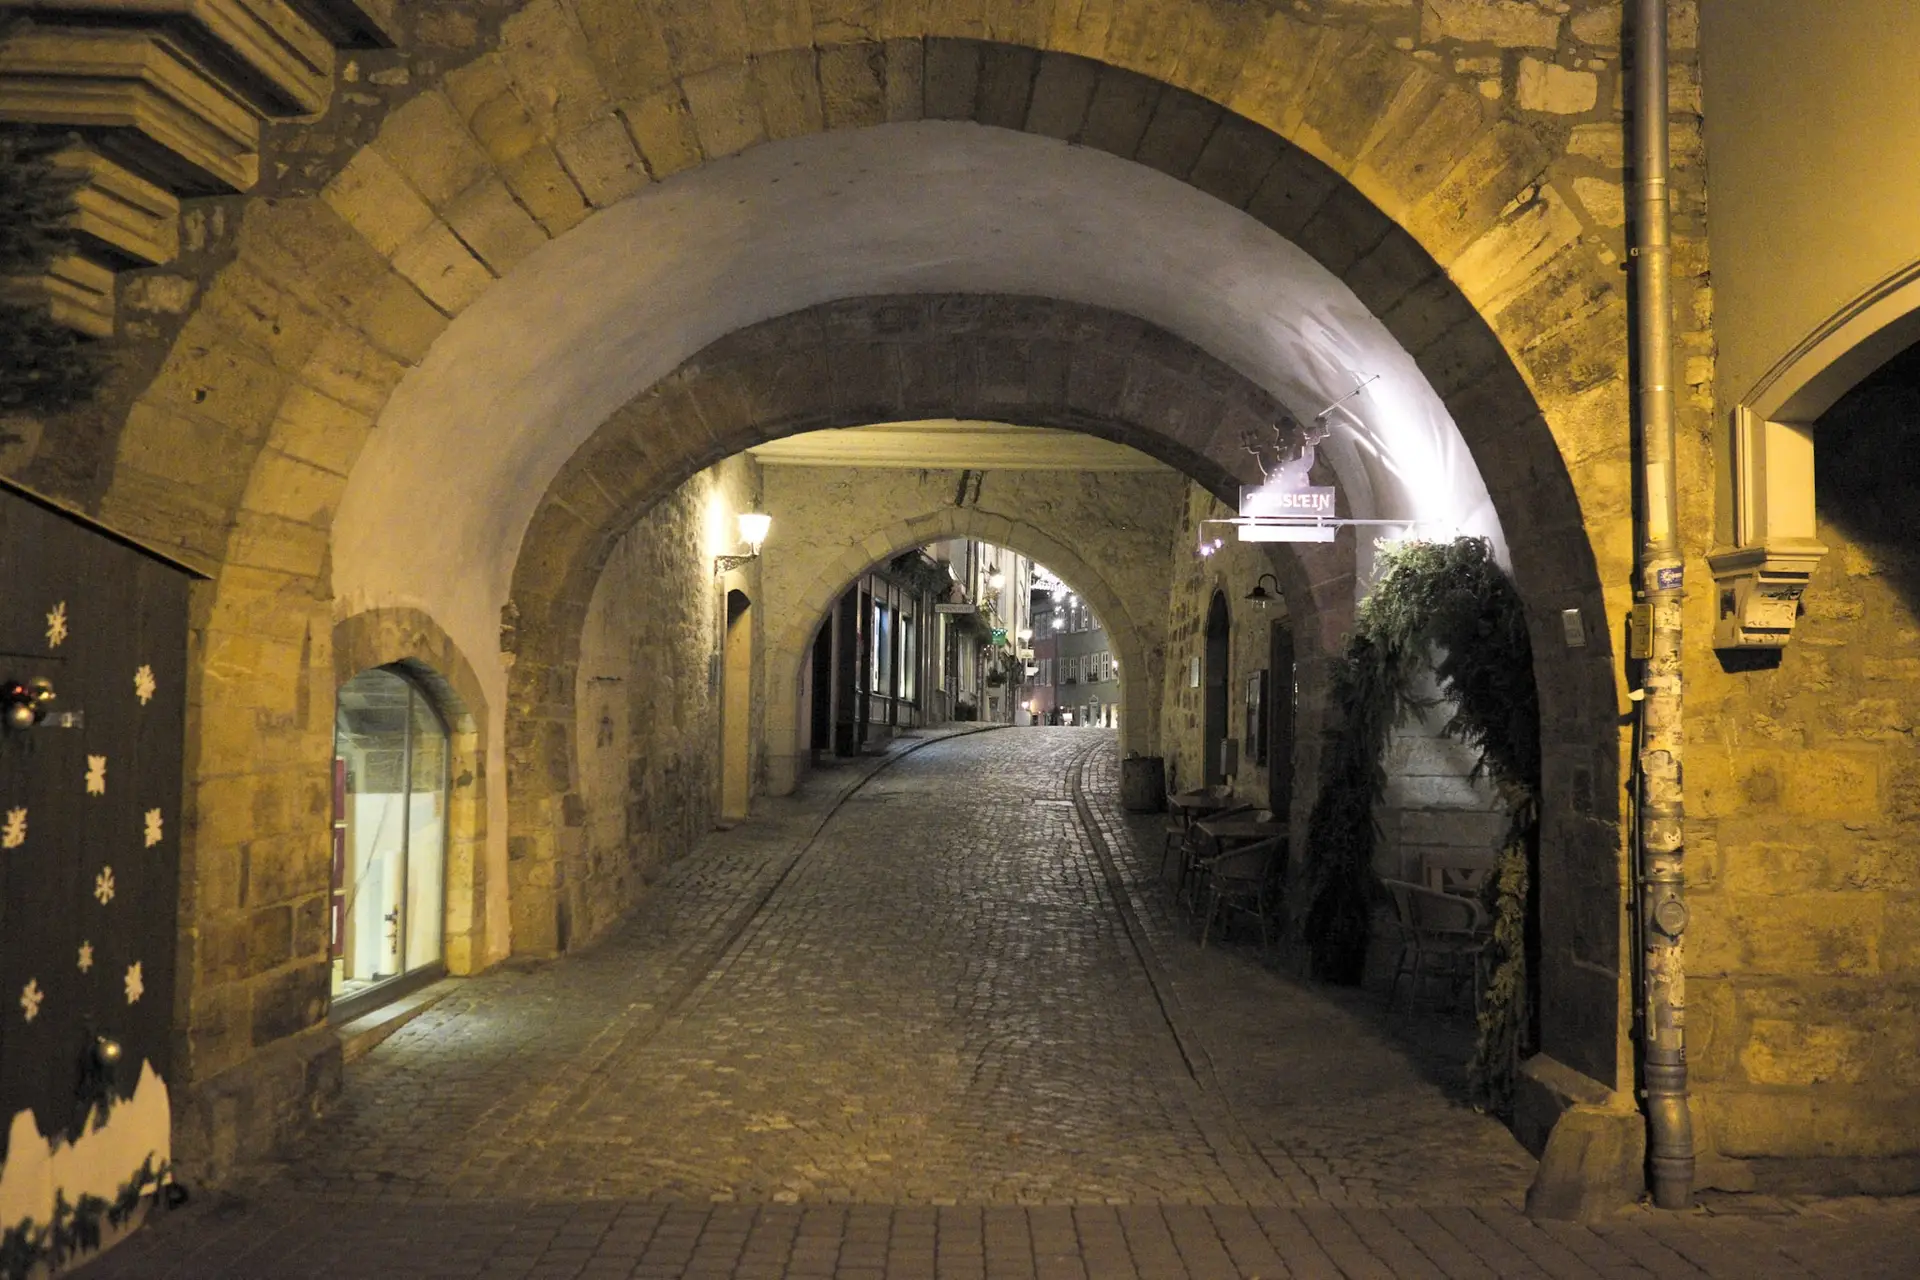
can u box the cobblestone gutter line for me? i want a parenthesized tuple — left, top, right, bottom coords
(1065, 742, 1203, 1083)
(488, 725, 1017, 1151)
(1064, 740, 1298, 1207)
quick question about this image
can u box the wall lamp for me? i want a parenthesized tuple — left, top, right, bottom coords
(1245, 572, 1281, 610)
(714, 511, 772, 574)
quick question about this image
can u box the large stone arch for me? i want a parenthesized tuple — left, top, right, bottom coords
(57, 0, 1657, 1144)
(106, 14, 1629, 596)
(498, 296, 1355, 959)
(760, 505, 1165, 796)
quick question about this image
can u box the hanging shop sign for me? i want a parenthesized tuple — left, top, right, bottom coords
(1237, 427, 1337, 543)
(935, 602, 977, 614)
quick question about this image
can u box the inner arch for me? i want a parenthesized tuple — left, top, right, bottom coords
(760, 507, 1160, 790)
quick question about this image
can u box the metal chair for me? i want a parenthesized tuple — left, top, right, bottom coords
(1161, 787, 1230, 864)
(1159, 784, 1238, 892)
(1198, 835, 1286, 950)
(1380, 877, 1490, 1013)
(1176, 801, 1254, 909)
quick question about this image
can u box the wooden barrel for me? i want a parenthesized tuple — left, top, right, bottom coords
(1120, 755, 1167, 812)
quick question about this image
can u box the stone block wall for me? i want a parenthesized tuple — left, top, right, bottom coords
(1379, 697, 1509, 883)
(1157, 484, 1331, 835)
(571, 457, 760, 949)
(1683, 375, 1920, 1192)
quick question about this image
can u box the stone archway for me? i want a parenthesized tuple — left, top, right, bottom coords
(720, 587, 755, 820)
(758, 506, 1165, 798)
(497, 295, 1360, 959)
(53, 3, 1659, 1156)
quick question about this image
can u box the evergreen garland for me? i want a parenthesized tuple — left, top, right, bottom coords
(0, 1155, 168, 1279)
(1295, 538, 1540, 1110)
(0, 127, 104, 415)
(888, 550, 955, 603)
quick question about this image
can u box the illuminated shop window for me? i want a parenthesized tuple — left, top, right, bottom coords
(331, 667, 448, 1006)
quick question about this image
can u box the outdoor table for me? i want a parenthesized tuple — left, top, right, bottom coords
(1160, 791, 1235, 891)
(1194, 815, 1285, 849)
(1168, 790, 1235, 817)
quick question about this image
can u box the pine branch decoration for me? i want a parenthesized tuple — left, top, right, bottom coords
(1295, 538, 1541, 1111)
(0, 127, 105, 415)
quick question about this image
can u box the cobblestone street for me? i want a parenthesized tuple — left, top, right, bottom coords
(82, 730, 1920, 1278)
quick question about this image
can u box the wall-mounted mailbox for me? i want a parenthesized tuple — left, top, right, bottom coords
(1711, 407, 1831, 649)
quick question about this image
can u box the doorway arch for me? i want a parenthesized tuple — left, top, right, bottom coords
(720, 587, 754, 820)
(1203, 591, 1233, 787)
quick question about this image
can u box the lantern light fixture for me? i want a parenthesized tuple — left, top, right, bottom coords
(737, 511, 772, 553)
(715, 511, 772, 574)
(1245, 573, 1281, 610)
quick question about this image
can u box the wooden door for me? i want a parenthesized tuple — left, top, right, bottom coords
(1, 480, 195, 1228)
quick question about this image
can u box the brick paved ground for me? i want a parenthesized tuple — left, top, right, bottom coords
(81, 730, 1920, 1278)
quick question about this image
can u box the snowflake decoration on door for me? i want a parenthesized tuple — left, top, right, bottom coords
(144, 808, 164, 848)
(78, 941, 94, 973)
(20, 979, 43, 1023)
(86, 755, 107, 795)
(46, 601, 68, 648)
(94, 866, 115, 905)
(134, 664, 156, 705)
(2, 807, 24, 849)
(124, 962, 144, 1005)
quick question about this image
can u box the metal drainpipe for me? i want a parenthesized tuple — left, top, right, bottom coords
(1631, 0, 1695, 1211)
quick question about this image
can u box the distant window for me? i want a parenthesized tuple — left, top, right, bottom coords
(901, 614, 917, 702)
(872, 602, 891, 689)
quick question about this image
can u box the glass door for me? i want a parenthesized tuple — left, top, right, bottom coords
(331, 667, 448, 1006)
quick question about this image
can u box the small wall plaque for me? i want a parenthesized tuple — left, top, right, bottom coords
(1559, 608, 1587, 649)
